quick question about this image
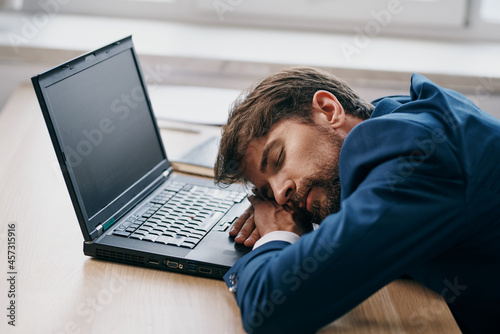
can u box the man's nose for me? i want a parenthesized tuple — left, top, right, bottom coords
(271, 177, 295, 205)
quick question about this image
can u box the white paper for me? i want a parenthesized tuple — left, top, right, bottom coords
(148, 85, 242, 125)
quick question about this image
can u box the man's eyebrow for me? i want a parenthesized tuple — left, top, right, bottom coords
(260, 139, 280, 173)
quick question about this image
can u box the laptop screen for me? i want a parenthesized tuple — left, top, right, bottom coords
(45, 48, 165, 219)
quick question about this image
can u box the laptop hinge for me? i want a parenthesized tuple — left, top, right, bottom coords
(95, 224, 104, 238)
(91, 216, 115, 241)
(95, 217, 115, 238)
(163, 167, 173, 178)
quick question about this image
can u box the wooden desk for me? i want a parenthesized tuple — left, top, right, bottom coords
(0, 85, 460, 333)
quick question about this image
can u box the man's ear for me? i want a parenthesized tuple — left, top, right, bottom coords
(311, 90, 345, 129)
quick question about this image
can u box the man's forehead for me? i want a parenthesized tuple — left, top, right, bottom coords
(248, 119, 292, 152)
(242, 136, 267, 185)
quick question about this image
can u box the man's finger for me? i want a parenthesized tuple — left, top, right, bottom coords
(235, 214, 255, 243)
(243, 227, 261, 248)
(229, 206, 254, 237)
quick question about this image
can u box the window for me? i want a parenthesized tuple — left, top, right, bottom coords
(12, 0, 500, 41)
(197, 0, 468, 28)
(481, 0, 500, 23)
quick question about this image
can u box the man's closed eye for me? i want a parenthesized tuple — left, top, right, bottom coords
(276, 147, 285, 168)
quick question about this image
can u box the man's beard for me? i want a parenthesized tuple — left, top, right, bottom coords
(290, 126, 343, 227)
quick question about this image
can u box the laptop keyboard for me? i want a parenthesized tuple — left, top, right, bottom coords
(112, 182, 246, 249)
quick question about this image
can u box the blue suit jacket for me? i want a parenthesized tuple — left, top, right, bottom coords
(224, 74, 500, 333)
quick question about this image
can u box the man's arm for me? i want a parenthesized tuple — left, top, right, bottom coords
(224, 119, 468, 334)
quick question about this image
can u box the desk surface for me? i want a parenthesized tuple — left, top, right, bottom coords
(0, 85, 460, 333)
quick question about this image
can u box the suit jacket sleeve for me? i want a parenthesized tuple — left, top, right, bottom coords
(224, 113, 469, 334)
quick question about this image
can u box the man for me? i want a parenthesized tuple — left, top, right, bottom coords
(214, 67, 500, 333)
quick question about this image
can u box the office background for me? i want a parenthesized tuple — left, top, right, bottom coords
(0, 1, 499, 333)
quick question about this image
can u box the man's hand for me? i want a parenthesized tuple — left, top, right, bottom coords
(248, 196, 304, 237)
(229, 196, 306, 247)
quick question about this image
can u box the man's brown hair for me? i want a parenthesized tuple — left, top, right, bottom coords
(214, 66, 374, 185)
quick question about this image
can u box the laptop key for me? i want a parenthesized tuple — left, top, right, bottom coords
(196, 211, 224, 232)
(185, 236, 202, 244)
(155, 236, 172, 244)
(130, 233, 144, 240)
(157, 222, 170, 229)
(143, 234, 159, 242)
(138, 226, 153, 233)
(113, 230, 130, 237)
(167, 236, 187, 246)
(148, 216, 163, 223)
(118, 220, 132, 229)
(191, 230, 205, 238)
(171, 222, 186, 229)
(180, 242, 195, 249)
(181, 226, 195, 233)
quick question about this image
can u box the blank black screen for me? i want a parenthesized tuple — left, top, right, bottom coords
(46, 50, 164, 219)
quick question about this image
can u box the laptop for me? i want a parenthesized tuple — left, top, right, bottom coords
(31, 36, 251, 279)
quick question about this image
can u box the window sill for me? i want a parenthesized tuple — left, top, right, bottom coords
(1, 11, 499, 92)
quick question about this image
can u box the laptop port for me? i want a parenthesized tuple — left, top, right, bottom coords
(187, 265, 196, 272)
(198, 267, 212, 275)
(148, 259, 159, 265)
(166, 260, 179, 269)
